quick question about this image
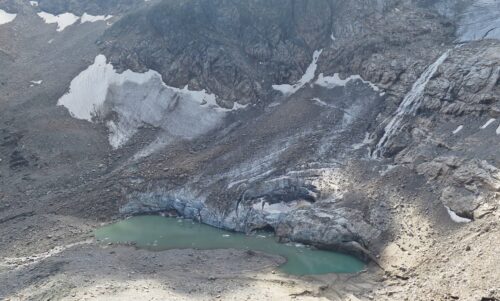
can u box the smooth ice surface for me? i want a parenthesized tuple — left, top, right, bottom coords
(372, 50, 451, 158)
(58, 55, 241, 149)
(457, 0, 500, 41)
(80, 13, 112, 23)
(95, 216, 365, 275)
(37, 11, 79, 31)
(445, 206, 472, 223)
(0, 9, 17, 25)
(272, 50, 323, 97)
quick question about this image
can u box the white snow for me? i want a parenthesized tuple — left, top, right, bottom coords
(372, 50, 451, 158)
(37, 11, 112, 31)
(315, 73, 380, 92)
(37, 12, 80, 31)
(58, 55, 133, 121)
(330, 33, 336, 41)
(0, 9, 17, 25)
(480, 118, 496, 129)
(58, 54, 244, 149)
(272, 49, 323, 97)
(497, 124, 500, 135)
(29, 80, 43, 87)
(452, 125, 464, 134)
(311, 97, 328, 106)
(29, 1, 38, 6)
(80, 13, 112, 24)
(445, 206, 472, 223)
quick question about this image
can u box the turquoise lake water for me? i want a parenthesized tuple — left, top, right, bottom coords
(95, 215, 365, 276)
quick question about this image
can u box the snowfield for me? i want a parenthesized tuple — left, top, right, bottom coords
(38, 11, 113, 31)
(58, 55, 245, 149)
(0, 9, 17, 25)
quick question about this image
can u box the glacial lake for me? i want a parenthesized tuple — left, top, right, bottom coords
(95, 215, 365, 276)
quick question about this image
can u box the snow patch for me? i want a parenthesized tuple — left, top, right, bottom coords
(29, 1, 38, 6)
(497, 124, 500, 135)
(272, 49, 323, 97)
(58, 55, 243, 149)
(80, 13, 112, 23)
(37, 12, 79, 31)
(445, 206, 472, 223)
(480, 118, 496, 129)
(452, 125, 464, 134)
(30, 80, 43, 85)
(0, 9, 17, 25)
(38, 11, 113, 31)
(315, 73, 380, 92)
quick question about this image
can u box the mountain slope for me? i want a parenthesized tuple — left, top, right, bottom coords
(0, 0, 498, 300)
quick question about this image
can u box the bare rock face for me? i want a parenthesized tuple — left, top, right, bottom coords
(100, 0, 452, 106)
(422, 41, 500, 116)
(416, 157, 500, 219)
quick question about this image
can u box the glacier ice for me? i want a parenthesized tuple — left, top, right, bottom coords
(58, 55, 242, 149)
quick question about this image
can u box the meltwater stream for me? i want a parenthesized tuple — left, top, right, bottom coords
(95, 216, 365, 276)
(372, 50, 451, 158)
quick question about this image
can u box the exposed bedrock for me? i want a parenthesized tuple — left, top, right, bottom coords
(100, 0, 453, 106)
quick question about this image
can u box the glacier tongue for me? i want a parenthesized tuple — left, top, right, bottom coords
(372, 50, 451, 158)
(457, 0, 500, 42)
(58, 55, 240, 150)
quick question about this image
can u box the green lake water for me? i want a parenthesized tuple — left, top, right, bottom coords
(94, 215, 365, 276)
